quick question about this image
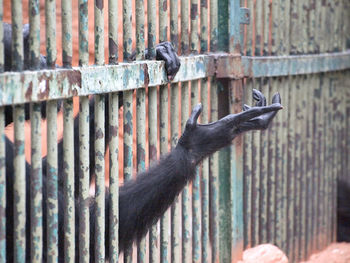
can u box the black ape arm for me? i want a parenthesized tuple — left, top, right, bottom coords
(116, 92, 282, 251)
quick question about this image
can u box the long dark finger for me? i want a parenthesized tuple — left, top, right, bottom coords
(272, 92, 281, 104)
(186, 103, 202, 129)
(237, 111, 278, 133)
(243, 104, 251, 111)
(223, 103, 282, 126)
(253, 89, 266, 107)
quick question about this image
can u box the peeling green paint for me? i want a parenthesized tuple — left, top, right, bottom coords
(46, 100, 58, 263)
(108, 92, 119, 262)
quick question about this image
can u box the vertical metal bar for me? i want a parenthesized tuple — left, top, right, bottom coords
(251, 0, 262, 248)
(135, 0, 145, 60)
(136, 88, 146, 262)
(0, 108, 4, 261)
(94, 0, 106, 260)
(170, 85, 180, 263)
(13, 105, 26, 262)
(279, 75, 289, 255)
(78, 0, 90, 260)
(209, 0, 219, 261)
(147, 0, 156, 59)
(259, 78, 268, 244)
(271, 0, 283, 251)
(160, 85, 169, 263)
(159, 0, 168, 43)
(181, 88, 191, 263)
(243, 0, 253, 250)
(243, 79, 252, 249)
(279, 2, 290, 254)
(200, 0, 209, 261)
(95, 0, 104, 65)
(148, 86, 159, 263)
(79, 0, 89, 66)
(181, 0, 191, 260)
(11, 0, 23, 71)
(293, 75, 301, 261)
(147, 1, 157, 261)
(108, 0, 119, 64)
(135, 0, 146, 260)
(29, 0, 40, 69)
(286, 75, 296, 261)
(123, 90, 133, 263)
(200, 84, 209, 263)
(122, 0, 133, 260)
(305, 73, 313, 260)
(190, 1, 201, 261)
(170, 1, 180, 262)
(191, 81, 201, 263)
(159, 0, 169, 261)
(30, 103, 43, 262)
(46, 101, 58, 263)
(0, 0, 3, 72)
(267, 78, 278, 244)
(62, 0, 72, 67)
(229, 79, 244, 263)
(45, 0, 56, 68)
(79, 97, 90, 263)
(123, 0, 133, 60)
(109, 92, 119, 262)
(306, 0, 316, 258)
(95, 95, 105, 262)
(63, 98, 75, 262)
(260, 1, 270, 246)
(209, 82, 219, 262)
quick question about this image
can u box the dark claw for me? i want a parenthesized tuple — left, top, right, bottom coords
(156, 42, 181, 81)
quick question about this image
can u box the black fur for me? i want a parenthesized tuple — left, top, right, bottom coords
(337, 179, 350, 242)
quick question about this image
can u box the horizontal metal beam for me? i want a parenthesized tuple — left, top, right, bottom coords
(0, 55, 215, 106)
(0, 51, 349, 106)
(241, 51, 350, 78)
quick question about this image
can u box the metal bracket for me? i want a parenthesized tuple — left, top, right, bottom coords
(239, 8, 250, 25)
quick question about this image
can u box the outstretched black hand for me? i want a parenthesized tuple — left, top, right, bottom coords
(178, 90, 282, 165)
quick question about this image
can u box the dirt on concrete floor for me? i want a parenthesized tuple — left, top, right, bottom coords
(239, 243, 350, 263)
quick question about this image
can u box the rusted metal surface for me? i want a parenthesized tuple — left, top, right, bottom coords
(11, 0, 23, 71)
(170, 1, 180, 262)
(30, 102, 43, 262)
(191, 80, 201, 263)
(95, 94, 105, 262)
(108, 92, 119, 262)
(0, 52, 349, 106)
(29, 0, 40, 69)
(45, 0, 56, 67)
(148, 86, 159, 263)
(123, 89, 133, 263)
(78, 0, 89, 66)
(136, 88, 147, 262)
(61, 0, 72, 67)
(13, 105, 26, 262)
(108, 0, 118, 64)
(63, 98, 75, 262)
(0, 108, 4, 262)
(46, 100, 58, 263)
(242, 51, 350, 78)
(0, 0, 3, 72)
(79, 96, 90, 263)
(159, 84, 169, 263)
